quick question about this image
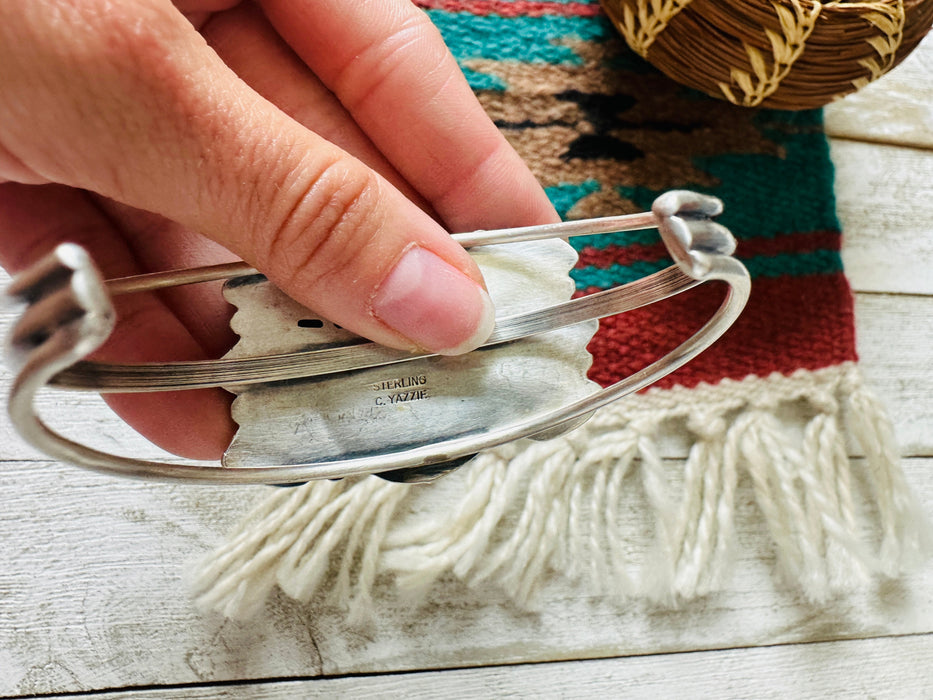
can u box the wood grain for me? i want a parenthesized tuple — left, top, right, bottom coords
(47, 633, 933, 699)
(825, 34, 933, 150)
(2, 454, 931, 696)
(833, 141, 933, 296)
(855, 295, 933, 457)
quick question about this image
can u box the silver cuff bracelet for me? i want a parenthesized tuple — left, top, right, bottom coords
(4, 191, 750, 484)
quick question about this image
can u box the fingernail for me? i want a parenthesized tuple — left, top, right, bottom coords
(371, 246, 496, 355)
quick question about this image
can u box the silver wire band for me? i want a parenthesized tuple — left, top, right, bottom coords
(5, 191, 750, 484)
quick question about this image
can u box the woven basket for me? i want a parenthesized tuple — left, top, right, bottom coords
(601, 0, 933, 109)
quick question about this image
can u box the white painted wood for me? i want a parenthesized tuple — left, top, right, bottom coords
(854, 295, 933, 457)
(832, 140, 933, 296)
(49, 633, 933, 699)
(1, 456, 931, 696)
(0, 465, 322, 696)
(825, 34, 933, 150)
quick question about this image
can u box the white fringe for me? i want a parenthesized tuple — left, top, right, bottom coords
(192, 362, 931, 619)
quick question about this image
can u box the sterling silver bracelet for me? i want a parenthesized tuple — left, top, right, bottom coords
(4, 191, 750, 484)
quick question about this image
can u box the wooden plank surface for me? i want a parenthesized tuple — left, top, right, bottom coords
(0, 27, 931, 700)
(49, 633, 933, 700)
(825, 36, 933, 150)
(854, 295, 933, 457)
(2, 454, 932, 696)
(833, 140, 933, 296)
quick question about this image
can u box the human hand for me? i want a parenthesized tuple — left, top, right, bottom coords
(0, 0, 558, 459)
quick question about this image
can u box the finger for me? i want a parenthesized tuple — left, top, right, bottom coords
(172, 0, 241, 12)
(0, 0, 494, 355)
(113, 2, 424, 357)
(89, 198, 240, 358)
(0, 141, 47, 185)
(0, 183, 235, 459)
(201, 2, 432, 212)
(258, 0, 559, 232)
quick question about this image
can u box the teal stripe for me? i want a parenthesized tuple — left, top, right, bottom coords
(571, 260, 670, 289)
(568, 228, 662, 250)
(742, 250, 843, 278)
(425, 11, 613, 65)
(545, 181, 601, 219)
(545, 183, 666, 248)
(613, 112, 839, 241)
(571, 250, 844, 290)
(540, 110, 838, 246)
(461, 67, 507, 90)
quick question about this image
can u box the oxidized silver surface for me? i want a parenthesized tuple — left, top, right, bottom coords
(221, 239, 599, 478)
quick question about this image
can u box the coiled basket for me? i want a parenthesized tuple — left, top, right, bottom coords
(600, 0, 933, 109)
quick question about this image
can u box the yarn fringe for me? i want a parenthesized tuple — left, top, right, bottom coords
(192, 362, 931, 619)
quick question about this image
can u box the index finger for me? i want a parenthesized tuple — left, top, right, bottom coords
(258, 0, 559, 232)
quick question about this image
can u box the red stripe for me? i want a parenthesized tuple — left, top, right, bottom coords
(577, 242, 669, 268)
(585, 272, 857, 390)
(576, 230, 841, 268)
(737, 229, 841, 256)
(414, 0, 602, 16)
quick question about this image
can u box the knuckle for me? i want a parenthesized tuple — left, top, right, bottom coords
(42, 1, 186, 78)
(333, 11, 446, 109)
(0, 1, 186, 188)
(90, 3, 202, 114)
(88, 2, 180, 63)
(261, 159, 385, 291)
(3, 2, 205, 197)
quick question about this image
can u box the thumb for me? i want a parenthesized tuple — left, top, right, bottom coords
(0, 0, 495, 355)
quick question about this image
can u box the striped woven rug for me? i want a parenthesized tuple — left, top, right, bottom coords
(192, 0, 928, 619)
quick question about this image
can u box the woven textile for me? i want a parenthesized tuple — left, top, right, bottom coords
(193, 0, 928, 619)
(424, 0, 855, 387)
